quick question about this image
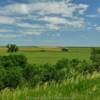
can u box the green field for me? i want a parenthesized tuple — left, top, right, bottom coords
(0, 46, 100, 100)
(0, 46, 92, 64)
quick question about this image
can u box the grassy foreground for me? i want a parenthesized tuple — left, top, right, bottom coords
(0, 72, 100, 100)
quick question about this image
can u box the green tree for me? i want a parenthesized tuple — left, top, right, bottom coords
(6, 44, 18, 53)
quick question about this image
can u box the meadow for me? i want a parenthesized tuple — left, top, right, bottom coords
(0, 46, 100, 100)
(0, 46, 91, 64)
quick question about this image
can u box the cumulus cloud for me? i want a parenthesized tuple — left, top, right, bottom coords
(0, 16, 15, 24)
(40, 16, 85, 28)
(1, 1, 88, 16)
(0, 0, 88, 35)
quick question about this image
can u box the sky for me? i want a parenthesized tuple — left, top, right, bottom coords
(0, 0, 100, 46)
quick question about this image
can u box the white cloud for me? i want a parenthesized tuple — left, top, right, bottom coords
(16, 23, 44, 29)
(2, 3, 30, 15)
(96, 26, 100, 31)
(40, 16, 66, 25)
(16, 22, 45, 35)
(65, 18, 85, 28)
(78, 4, 88, 15)
(97, 8, 100, 13)
(0, 34, 17, 38)
(23, 31, 41, 35)
(0, 1, 88, 35)
(0, 29, 14, 32)
(45, 24, 61, 30)
(0, 1, 88, 17)
(41, 16, 85, 28)
(0, 16, 15, 24)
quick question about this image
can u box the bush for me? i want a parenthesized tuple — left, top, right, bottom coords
(0, 54, 27, 89)
(23, 64, 41, 86)
(40, 64, 56, 83)
(40, 50, 46, 52)
(4, 67, 23, 88)
(70, 59, 80, 69)
(55, 58, 69, 70)
(90, 48, 100, 71)
(0, 66, 6, 90)
(79, 60, 93, 74)
(55, 58, 76, 80)
(0, 54, 27, 68)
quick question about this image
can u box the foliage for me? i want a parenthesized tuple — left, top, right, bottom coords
(23, 64, 41, 86)
(0, 66, 6, 89)
(90, 48, 100, 71)
(6, 44, 18, 53)
(0, 54, 27, 68)
(4, 67, 23, 88)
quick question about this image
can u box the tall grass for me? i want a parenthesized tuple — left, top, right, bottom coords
(0, 72, 100, 100)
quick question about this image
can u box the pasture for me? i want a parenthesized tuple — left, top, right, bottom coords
(0, 46, 91, 64)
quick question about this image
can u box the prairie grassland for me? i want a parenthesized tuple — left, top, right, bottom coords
(0, 46, 91, 64)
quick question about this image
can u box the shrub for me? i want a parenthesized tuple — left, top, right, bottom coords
(40, 50, 46, 52)
(0, 54, 27, 68)
(55, 58, 74, 80)
(4, 67, 23, 88)
(70, 59, 80, 68)
(40, 64, 56, 83)
(55, 58, 69, 70)
(79, 60, 94, 74)
(90, 48, 100, 71)
(23, 64, 41, 86)
(0, 66, 6, 90)
(13, 55, 27, 67)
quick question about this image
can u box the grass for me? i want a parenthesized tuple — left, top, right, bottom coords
(0, 46, 100, 100)
(0, 46, 91, 64)
(0, 72, 100, 100)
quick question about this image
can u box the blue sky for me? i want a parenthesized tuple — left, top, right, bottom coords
(0, 0, 100, 46)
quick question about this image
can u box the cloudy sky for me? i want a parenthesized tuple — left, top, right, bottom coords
(0, 0, 100, 46)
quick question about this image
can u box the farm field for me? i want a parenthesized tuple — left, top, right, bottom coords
(0, 46, 92, 64)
